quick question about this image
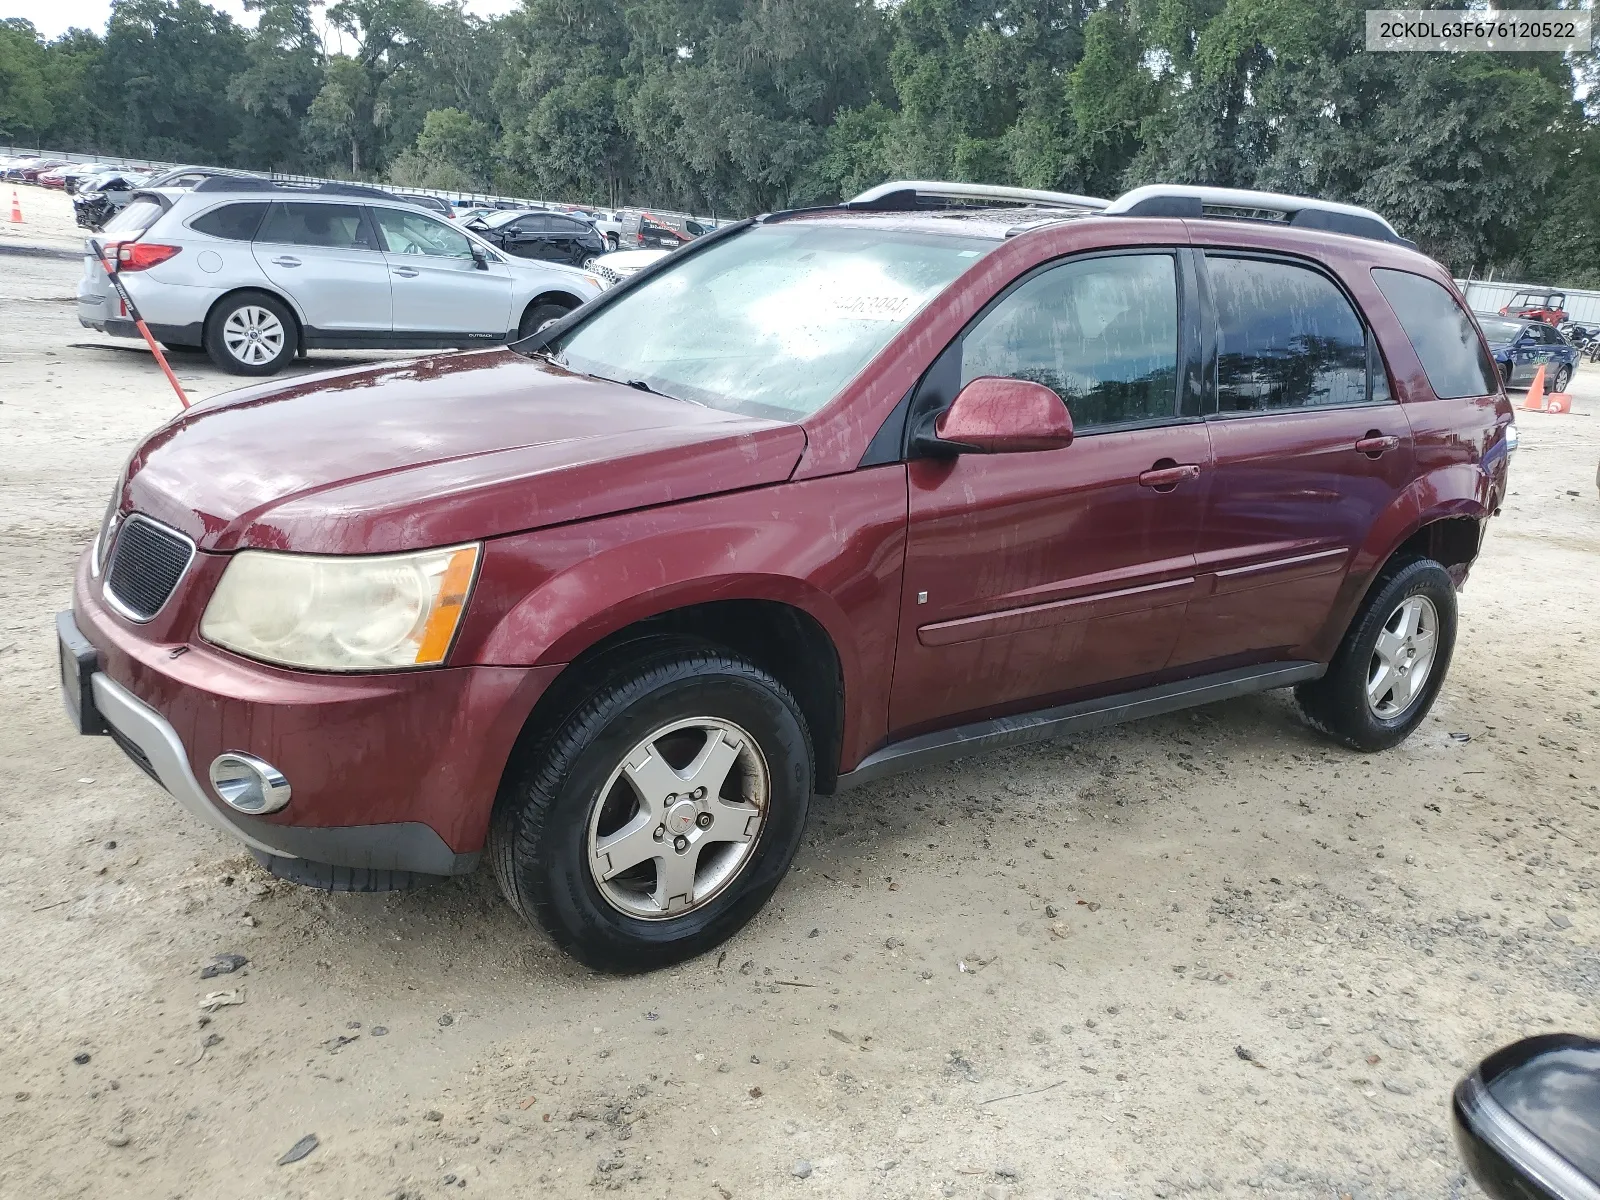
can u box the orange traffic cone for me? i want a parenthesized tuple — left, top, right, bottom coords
(7, 191, 20, 223)
(1522, 364, 1546, 412)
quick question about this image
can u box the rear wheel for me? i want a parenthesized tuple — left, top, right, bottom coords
(204, 292, 296, 376)
(1296, 558, 1457, 752)
(1553, 364, 1572, 393)
(490, 641, 812, 972)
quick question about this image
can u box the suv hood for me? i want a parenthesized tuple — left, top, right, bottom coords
(121, 350, 807, 554)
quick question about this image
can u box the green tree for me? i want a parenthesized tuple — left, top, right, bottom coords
(229, 0, 326, 171)
(388, 105, 491, 188)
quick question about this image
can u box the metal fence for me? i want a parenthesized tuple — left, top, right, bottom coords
(1457, 279, 1600, 324)
(0, 144, 718, 227)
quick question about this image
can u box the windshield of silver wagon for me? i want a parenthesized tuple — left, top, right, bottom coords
(544, 222, 997, 420)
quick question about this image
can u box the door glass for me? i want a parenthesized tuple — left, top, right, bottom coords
(1210, 256, 1368, 412)
(960, 253, 1179, 430)
(256, 202, 376, 249)
(190, 202, 269, 241)
(372, 208, 476, 260)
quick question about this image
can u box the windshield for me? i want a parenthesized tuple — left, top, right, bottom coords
(1478, 316, 1525, 341)
(545, 222, 995, 420)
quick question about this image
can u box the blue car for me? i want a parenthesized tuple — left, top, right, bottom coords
(1476, 314, 1579, 391)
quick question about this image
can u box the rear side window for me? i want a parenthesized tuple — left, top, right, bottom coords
(103, 196, 166, 236)
(190, 202, 268, 241)
(1372, 269, 1498, 398)
(961, 252, 1179, 430)
(1209, 256, 1369, 412)
(256, 202, 377, 250)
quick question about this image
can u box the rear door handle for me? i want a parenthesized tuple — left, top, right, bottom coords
(270, 256, 301, 267)
(1138, 464, 1201, 490)
(1355, 435, 1399, 456)
(392, 267, 420, 278)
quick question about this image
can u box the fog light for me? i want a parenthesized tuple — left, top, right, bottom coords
(209, 753, 291, 815)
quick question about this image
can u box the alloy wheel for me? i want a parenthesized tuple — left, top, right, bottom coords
(586, 717, 769, 920)
(222, 305, 286, 366)
(1366, 595, 1439, 719)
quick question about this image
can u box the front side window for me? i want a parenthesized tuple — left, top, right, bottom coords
(256, 202, 376, 250)
(1210, 256, 1369, 412)
(960, 253, 1180, 430)
(1372, 268, 1499, 399)
(546, 223, 995, 420)
(373, 208, 475, 259)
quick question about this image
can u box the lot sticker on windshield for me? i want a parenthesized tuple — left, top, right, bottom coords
(831, 293, 917, 321)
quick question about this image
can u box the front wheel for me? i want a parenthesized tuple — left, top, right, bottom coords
(490, 642, 813, 972)
(1296, 558, 1458, 752)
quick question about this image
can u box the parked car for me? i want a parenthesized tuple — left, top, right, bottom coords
(141, 165, 262, 190)
(7, 158, 68, 183)
(1499, 288, 1568, 325)
(618, 210, 698, 249)
(395, 193, 456, 221)
(73, 173, 152, 230)
(585, 247, 672, 287)
(61, 180, 1512, 971)
(75, 178, 604, 374)
(1476, 314, 1579, 391)
(465, 208, 607, 266)
(60, 164, 120, 193)
(1453, 1034, 1600, 1200)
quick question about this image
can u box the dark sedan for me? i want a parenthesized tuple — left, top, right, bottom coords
(464, 209, 605, 266)
(1477, 314, 1580, 391)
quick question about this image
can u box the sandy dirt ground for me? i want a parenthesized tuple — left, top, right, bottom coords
(1, 187, 1597, 1200)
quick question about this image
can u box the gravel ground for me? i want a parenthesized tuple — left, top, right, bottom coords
(1, 188, 1597, 1200)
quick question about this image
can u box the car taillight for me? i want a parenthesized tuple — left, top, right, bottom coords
(105, 241, 181, 271)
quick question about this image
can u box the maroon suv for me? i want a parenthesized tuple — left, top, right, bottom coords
(60, 182, 1514, 970)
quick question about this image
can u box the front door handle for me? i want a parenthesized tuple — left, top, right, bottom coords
(1138, 463, 1202, 490)
(392, 267, 420, 278)
(270, 256, 301, 267)
(1355, 434, 1399, 456)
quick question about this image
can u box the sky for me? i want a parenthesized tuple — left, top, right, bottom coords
(4, 0, 520, 40)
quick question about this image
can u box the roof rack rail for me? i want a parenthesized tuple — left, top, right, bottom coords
(191, 176, 399, 201)
(1104, 185, 1415, 248)
(847, 180, 1110, 213)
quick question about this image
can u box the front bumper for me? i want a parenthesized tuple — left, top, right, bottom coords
(63, 552, 561, 880)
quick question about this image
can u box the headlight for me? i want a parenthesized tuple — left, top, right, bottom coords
(1504, 422, 1519, 454)
(200, 543, 479, 671)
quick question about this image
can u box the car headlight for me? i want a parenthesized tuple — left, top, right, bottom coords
(200, 543, 480, 671)
(1505, 422, 1519, 454)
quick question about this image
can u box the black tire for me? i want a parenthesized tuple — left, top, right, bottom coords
(517, 300, 573, 341)
(1499, 360, 1512, 388)
(606, 233, 619, 251)
(1295, 558, 1457, 752)
(1554, 364, 1572, 393)
(204, 291, 297, 376)
(490, 640, 813, 972)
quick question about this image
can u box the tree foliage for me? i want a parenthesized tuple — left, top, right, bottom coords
(4, 0, 1596, 276)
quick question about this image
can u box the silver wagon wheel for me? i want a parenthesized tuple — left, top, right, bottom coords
(221, 305, 286, 366)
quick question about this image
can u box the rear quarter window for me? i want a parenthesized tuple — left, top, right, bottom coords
(190, 202, 268, 241)
(1371, 269, 1498, 399)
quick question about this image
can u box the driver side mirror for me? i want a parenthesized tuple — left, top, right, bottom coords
(929, 376, 1074, 455)
(1453, 1034, 1600, 1200)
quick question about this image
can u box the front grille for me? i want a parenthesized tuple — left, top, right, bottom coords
(592, 263, 625, 286)
(104, 514, 194, 621)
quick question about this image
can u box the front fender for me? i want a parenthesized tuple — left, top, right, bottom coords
(453, 469, 910, 768)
